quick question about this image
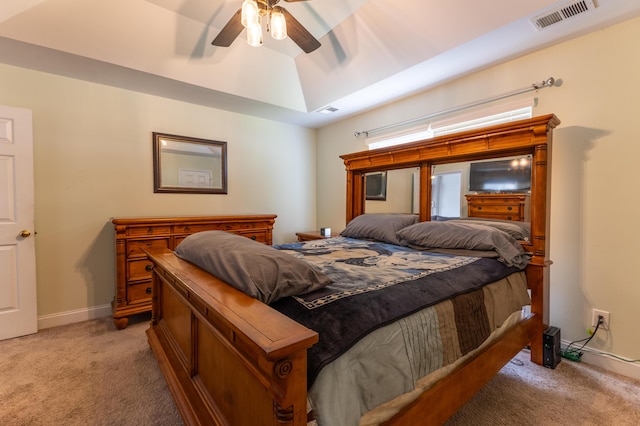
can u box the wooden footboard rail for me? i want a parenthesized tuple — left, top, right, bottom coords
(144, 248, 318, 426)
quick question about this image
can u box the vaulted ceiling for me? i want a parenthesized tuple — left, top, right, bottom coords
(1, 0, 638, 128)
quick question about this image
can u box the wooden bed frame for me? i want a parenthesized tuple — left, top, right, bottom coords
(144, 114, 560, 425)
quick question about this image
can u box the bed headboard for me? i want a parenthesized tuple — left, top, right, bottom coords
(340, 114, 560, 362)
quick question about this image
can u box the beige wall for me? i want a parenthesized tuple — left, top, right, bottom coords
(317, 17, 640, 364)
(0, 64, 318, 318)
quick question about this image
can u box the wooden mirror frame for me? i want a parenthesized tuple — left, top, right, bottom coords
(153, 132, 228, 194)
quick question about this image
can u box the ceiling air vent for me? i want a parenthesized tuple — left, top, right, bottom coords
(531, 0, 597, 31)
(317, 106, 339, 115)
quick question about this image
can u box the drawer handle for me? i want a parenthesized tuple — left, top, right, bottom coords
(477, 206, 482, 210)
(146, 287, 152, 294)
(507, 206, 513, 211)
(145, 264, 154, 272)
(251, 236, 257, 240)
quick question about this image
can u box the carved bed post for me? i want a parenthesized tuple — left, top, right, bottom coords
(419, 163, 432, 221)
(345, 169, 365, 223)
(112, 225, 129, 330)
(527, 126, 554, 365)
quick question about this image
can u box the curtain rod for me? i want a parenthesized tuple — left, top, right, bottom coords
(353, 77, 556, 138)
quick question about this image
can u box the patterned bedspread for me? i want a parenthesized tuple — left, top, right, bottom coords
(271, 237, 523, 387)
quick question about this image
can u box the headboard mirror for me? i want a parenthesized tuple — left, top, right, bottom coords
(365, 168, 418, 214)
(341, 114, 560, 260)
(365, 155, 533, 221)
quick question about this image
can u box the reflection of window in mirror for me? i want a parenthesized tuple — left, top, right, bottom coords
(431, 172, 462, 220)
(432, 163, 467, 219)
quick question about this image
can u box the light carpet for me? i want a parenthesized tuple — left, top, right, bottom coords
(0, 315, 638, 425)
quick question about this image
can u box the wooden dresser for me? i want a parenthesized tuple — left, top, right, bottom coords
(465, 194, 529, 222)
(111, 214, 276, 329)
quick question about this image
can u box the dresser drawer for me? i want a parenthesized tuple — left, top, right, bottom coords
(127, 281, 153, 305)
(470, 197, 522, 205)
(470, 205, 520, 215)
(475, 213, 519, 221)
(127, 238, 170, 257)
(174, 223, 229, 234)
(174, 230, 269, 246)
(234, 230, 269, 244)
(126, 225, 172, 237)
(127, 258, 155, 281)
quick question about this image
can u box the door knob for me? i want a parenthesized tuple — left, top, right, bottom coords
(19, 230, 31, 238)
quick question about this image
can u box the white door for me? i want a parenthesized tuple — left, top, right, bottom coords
(0, 105, 36, 340)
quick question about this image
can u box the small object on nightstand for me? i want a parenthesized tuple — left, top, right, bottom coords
(320, 227, 332, 237)
(296, 230, 336, 242)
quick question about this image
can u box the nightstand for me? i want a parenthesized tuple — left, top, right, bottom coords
(295, 231, 338, 242)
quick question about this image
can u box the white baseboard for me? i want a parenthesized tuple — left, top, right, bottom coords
(38, 304, 112, 330)
(561, 339, 640, 381)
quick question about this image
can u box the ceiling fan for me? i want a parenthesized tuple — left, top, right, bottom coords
(211, 0, 321, 53)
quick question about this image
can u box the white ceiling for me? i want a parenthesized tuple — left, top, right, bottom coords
(0, 0, 639, 128)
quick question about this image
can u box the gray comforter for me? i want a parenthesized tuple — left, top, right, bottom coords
(308, 273, 530, 426)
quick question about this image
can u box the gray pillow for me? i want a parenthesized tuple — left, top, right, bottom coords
(340, 213, 419, 245)
(396, 221, 529, 268)
(174, 231, 332, 304)
(449, 218, 530, 240)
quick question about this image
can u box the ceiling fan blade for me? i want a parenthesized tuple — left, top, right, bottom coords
(281, 8, 321, 53)
(211, 9, 243, 47)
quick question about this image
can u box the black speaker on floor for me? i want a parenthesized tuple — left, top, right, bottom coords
(543, 326, 561, 369)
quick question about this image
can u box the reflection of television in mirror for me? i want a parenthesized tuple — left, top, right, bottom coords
(469, 157, 531, 192)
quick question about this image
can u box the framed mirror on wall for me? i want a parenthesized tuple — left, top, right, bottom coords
(153, 132, 227, 194)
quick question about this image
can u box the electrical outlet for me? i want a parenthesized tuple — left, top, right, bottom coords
(592, 309, 610, 331)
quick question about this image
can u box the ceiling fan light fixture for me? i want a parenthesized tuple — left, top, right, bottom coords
(270, 7, 287, 40)
(212, 0, 320, 53)
(247, 17, 263, 47)
(241, 0, 259, 28)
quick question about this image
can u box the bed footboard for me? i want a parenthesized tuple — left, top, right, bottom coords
(144, 248, 318, 426)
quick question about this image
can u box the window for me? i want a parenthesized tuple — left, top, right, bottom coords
(366, 100, 534, 150)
